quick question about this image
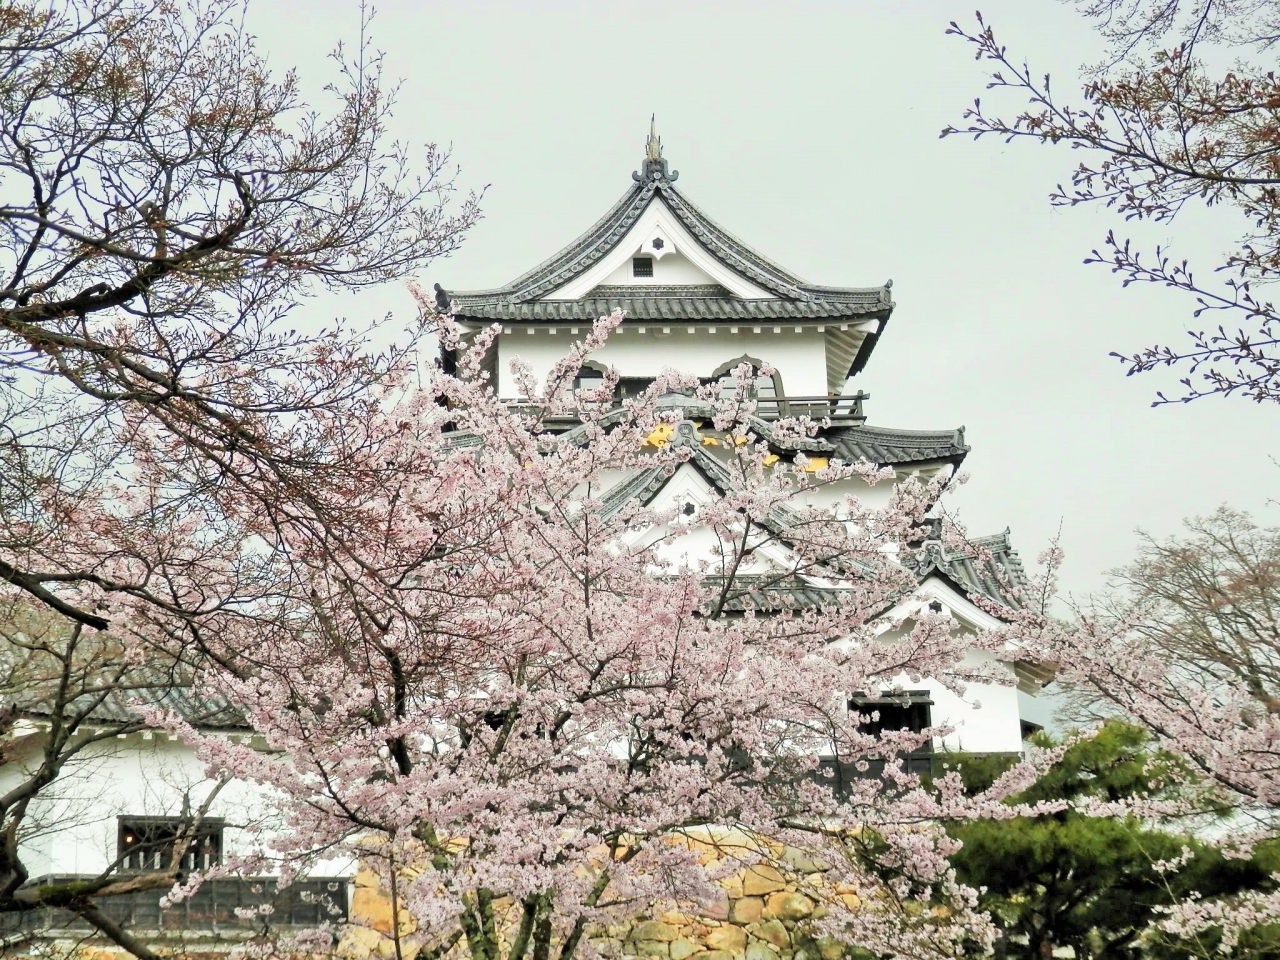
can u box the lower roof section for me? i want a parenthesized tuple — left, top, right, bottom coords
(821, 424, 968, 467)
(537, 395, 970, 469)
(913, 530, 1027, 612)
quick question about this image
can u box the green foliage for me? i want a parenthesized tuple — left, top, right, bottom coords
(1147, 922, 1280, 960)
(944, 722, 1276, 959)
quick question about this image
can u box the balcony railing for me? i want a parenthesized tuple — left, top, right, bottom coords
(503, 392, 869, 424)
(752, 394, 868, 421)
(1, 876, 349, 937)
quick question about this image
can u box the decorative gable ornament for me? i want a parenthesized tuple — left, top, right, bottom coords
(633, 114, 678, 183)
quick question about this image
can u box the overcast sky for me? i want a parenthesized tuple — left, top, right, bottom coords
(247, 0, 1280, 597)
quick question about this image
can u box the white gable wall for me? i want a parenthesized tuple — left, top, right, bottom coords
(541, 197, 773, 300)
(872, 581, 1028, 757)
(632, 461, 795, 575)
(599, 250, 712, 286)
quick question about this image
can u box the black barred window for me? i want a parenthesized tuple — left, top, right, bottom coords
(119, 817, 223, 872)
(632, 257, 653, 278)
(851, 691, 932, 738)
(817, 692, 936, 794)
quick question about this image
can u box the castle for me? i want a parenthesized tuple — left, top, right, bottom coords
(1, 125, 1045, 953)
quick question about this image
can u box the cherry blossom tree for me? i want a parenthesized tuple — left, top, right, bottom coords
(0, 0, 480, 950)
(0, 5, 1061, 957)
(136, 310, 1060, 960)
(943, 1, 1280, 405)
(999, 510, 1280, 952)
(0, 0, 481, 632)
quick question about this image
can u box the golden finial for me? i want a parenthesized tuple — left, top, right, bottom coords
(633, 115, 678, 183)
(646, 114, 662, 162)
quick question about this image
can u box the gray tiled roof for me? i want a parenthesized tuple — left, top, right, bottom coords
(915, 530, 1027, 610)
(16, 674, 247, 729)
(451, 291, 885, 323)
(443, 163, 894, 380)
(709, 578, 857, 613)
(823, 424, 969, 466)
(452, 174, 888, 305)
(712, 530, 1029, 617)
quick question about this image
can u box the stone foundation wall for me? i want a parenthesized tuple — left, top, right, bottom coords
(23, 842, 858, 960)
(339, 835, 857, 960)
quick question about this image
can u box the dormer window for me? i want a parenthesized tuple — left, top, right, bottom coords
(571, 362, 609, 397)
(708, 356, 786, 416)
(632, 257, 653, 278)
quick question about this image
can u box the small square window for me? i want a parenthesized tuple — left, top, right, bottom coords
(119, 816, 224, 872)
(632, 257, 653, 278)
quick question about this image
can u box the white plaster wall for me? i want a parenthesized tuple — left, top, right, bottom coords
(496, 328, 829, 399)
(930, 652, 1026, 755)
(792, 475, 900, 513)
(865, 643, 1026, 756)
(627, 485, 1022, 753)
(1, 734, 352, 879)
(631, 463, 783, 575)
(616, 465, 1021, 756)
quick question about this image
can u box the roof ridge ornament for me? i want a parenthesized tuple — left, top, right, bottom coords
(632, 114, 678, 184)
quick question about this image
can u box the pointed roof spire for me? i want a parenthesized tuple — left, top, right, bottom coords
(646, 114, 662, 162)
(633, 114, 678, 184)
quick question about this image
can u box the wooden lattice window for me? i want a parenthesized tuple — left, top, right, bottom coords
(817, 691, 936, 794)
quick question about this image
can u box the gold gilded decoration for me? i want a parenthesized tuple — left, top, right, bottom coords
(642, 423, 675, 448)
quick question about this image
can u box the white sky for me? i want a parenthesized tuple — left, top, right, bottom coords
(248, 0, 1280, 597)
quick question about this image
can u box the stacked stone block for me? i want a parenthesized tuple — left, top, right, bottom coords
(339, 834, 858, 960)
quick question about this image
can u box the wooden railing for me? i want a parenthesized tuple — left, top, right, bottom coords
(503, 392, 870, 423)
(754, 394, 868, 421)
